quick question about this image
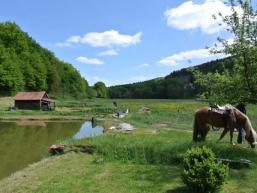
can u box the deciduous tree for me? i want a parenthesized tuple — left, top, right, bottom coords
(193, 0, 257, 103)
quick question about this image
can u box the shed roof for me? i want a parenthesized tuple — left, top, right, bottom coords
(42, 98, 55, 103)
(14, 91, 48, 101)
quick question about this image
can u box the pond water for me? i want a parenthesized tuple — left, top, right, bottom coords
(0, 120, 104, 180)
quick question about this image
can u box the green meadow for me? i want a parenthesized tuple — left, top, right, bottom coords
(0, 99, 257, 193)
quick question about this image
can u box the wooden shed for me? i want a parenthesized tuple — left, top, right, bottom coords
(14, 91, 55, 110)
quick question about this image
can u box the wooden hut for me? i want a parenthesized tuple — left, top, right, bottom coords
(14, 91, 55, 110)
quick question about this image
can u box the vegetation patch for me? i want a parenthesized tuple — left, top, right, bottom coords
(182, 146, 228, 193)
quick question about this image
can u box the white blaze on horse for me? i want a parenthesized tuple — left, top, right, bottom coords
(193, 105, 257, 148)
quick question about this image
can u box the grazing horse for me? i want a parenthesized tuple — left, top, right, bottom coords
(193, 106, 257, 148)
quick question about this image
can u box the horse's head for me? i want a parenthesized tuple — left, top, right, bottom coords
(245, 129, 257, 148)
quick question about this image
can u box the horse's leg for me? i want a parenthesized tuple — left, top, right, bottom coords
(193, 117, 199, 141)
(194, 118, 207, 142)
(201, 126, 210, 141)
(230, 128, 235, 145)
(198, 122, 209, 141)
(219, 127, 229, 141)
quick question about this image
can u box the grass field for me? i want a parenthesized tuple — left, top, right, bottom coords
(0, 97, 116, 120)
(0, 99, 257, 193)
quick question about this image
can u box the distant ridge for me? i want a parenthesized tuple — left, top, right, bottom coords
(109, 57, 234, 99)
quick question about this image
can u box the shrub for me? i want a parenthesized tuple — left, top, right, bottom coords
(181, 146, 228, 193)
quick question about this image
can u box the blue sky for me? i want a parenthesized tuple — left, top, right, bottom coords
(0, 0, 253, 86)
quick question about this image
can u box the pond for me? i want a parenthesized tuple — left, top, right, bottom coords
(0, 120, 104, 180)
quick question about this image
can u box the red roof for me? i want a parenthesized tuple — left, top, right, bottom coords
(14, 91, 49, 101)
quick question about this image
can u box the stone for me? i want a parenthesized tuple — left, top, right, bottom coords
(49, 144, 65, 154)
(117, 123, 134, 131)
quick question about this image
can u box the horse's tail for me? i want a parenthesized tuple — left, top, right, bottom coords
(193, 115, 198, 142)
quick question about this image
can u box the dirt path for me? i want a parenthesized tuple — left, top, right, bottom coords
(167, 128, 193, 133)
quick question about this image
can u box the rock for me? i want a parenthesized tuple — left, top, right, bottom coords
(49, 144, 65, 154)
(113, 109, 129, 118)
(117, 114, 126, 118)
(49, 144, 96, 155)
(107, 123, 134, 132)
(108, 126, 116, 130)
(117, 123, 134, 131)
(139, 106, 151, 114)
(115, 109, 129, 114)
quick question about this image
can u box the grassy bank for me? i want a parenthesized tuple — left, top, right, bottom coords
(0, 153, 184, 193)
(1, 130, 257, 193)
(1, 99, 257, 193)
(0, 97, 116, 120)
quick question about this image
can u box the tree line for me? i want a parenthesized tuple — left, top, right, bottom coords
(0, 22, 108, 98)
(109, 57, 234, 99)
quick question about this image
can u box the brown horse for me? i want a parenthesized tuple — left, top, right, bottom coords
(193, 106, 257, 148)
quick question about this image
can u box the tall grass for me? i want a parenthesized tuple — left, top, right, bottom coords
(75, 130, 257, 166)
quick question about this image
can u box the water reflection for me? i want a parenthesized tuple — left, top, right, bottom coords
(0, 120, 103, 180)
(72, 122, 104, 140)
(16, 120, 47, 127)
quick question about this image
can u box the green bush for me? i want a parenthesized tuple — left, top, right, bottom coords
(182, 146, 228, 193)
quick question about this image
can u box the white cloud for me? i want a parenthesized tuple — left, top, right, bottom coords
(158, 48, 224, 66)
(137, 63, 150, 68)
(66, 35, 81, 43)
(56, 42, 70, 47)
(57, 30, 142, 48)
(56, 35, 81, 47)
(84, 75, 154, 86)
(76, 56, 104, 65)
(103, 79, 122, 86)
(93, 76, 100, 81)
(99, 49, 119, 56)
(165, 0, 241, 34)
(82, 30, 142, 47)
(86, 75, 122, 86)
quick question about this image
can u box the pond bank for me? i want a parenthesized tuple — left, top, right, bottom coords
(1, 99, 257, 193)
(0, 116, 90, 121)
(1, 127, 257, 193)
(0, 120, 105, 180)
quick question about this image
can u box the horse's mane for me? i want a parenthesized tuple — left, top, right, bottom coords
(225, 106, 256, 139)
(244, 115, 257, 139)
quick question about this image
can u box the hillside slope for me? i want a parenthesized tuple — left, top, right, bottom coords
(109, 57, 234, 99)
(0, 22, 89, 97)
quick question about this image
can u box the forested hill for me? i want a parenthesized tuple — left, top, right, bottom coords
(0, 22, 90, 97)
(109, 57, 234, 99)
